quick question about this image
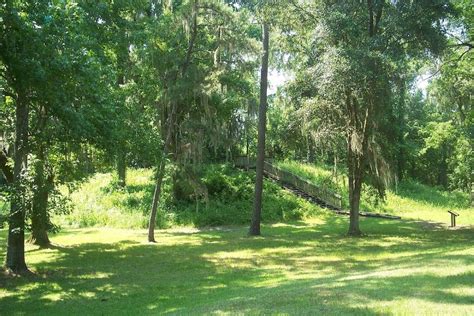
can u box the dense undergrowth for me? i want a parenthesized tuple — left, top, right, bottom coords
(59, 164, 323, 229)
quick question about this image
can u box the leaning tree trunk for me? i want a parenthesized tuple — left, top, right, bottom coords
(148, 153, 168, 242)
(29, 148, 51, 247)
(6, 95, 30, 274)
(249, 22, 270, 236)
(148, 100, 177, 242)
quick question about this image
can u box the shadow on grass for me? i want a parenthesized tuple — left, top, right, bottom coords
(1, 216, 473, 315)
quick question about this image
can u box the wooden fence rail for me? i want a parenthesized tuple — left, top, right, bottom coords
(234, 157, 342, 210)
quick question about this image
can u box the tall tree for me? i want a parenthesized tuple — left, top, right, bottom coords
(282, 0, 452, 235)
(145, 0, 259, 241)
(147, 0, 200, 242)
(1, 0, 118, 258)
(1, 0, 43, 273)
(249, 22, 269, 236)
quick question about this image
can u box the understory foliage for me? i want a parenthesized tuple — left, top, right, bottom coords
(62, 166, 321, 229)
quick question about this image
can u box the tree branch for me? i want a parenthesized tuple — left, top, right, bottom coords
(181, 0, 199, 77)
(374, 0, 384, 34)
(423, 46, 472, 81)
(448, 42, 473, 50)
(368, 0, 374, 37)
(288, 0, 317, 21)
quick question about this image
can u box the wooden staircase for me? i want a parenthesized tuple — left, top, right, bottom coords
(235, 157, 401, 220)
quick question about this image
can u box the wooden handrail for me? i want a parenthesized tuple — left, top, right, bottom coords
(234, 157, 342, 209)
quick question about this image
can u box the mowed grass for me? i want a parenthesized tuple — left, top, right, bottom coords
(1, 215, 473, 315)
(275, 160, 474, 225)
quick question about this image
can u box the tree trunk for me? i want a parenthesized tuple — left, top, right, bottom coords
(245, 100, 251, 171)
(249, 23, 269, 236)
(349, 176, 362, 235)
(29, 149, 51, 248)
(345, 92, 364, 237)
(117, 152, 126, 187)
(396, 79, 406, 181)
(6, 95, 30, 274)
(347, 140, 363, 236)
(148, 155, 167, 242)
(148, 100, 177, 242)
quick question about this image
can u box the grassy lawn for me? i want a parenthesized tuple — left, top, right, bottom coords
(1, 215, 473, 315)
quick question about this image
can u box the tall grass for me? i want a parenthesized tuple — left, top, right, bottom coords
(59, 165, 325, 229)
(57, 170, 151, 229)
(384, 180, 473, 223)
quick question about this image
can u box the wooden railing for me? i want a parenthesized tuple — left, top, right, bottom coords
(234, 157, 342, 210)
